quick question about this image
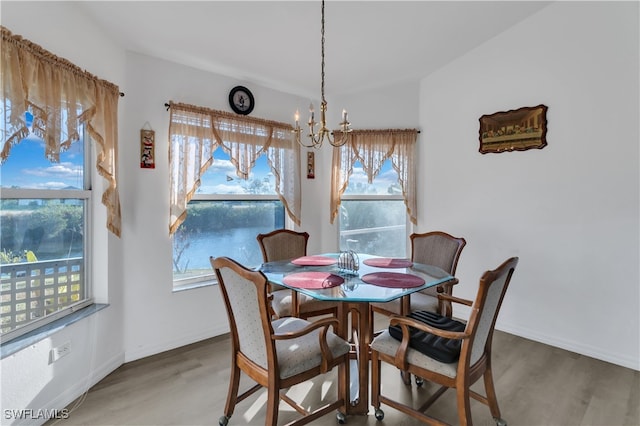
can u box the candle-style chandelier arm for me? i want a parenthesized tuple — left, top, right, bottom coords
(292, 0, 352, 148)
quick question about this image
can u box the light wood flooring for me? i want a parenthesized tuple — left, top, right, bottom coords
(48, 328, 639, 426)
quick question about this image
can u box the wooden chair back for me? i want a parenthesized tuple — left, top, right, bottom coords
(410, 231, 466, 276)
(257, 229, 309, 262)
(213, 256, 272, 370)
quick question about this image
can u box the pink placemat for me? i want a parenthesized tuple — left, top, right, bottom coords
(363, 258, 413, 268)
(361, 272, 425, 288)
(283, 272, 345, 289)
(290, 255, 337, 266)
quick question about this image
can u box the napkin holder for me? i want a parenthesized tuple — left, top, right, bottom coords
(338, 250, 359, 275)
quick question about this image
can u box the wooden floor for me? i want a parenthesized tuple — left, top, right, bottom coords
(50, 327, 639, 426)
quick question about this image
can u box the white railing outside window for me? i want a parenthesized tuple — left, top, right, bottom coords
(1, 257, 90, 341)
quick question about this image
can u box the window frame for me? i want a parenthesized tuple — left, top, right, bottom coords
(0, 132, 93, 343)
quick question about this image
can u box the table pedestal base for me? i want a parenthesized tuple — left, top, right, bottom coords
(338, 301, 372, 416)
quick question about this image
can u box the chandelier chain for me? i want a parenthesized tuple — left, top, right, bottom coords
(292, 0, 351, 148)
(320, 0, 326, 103)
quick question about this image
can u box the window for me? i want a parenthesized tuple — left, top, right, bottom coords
(1, 114, 91, 342)
(167, 103, 300, 289)
(172, 147, 285, 287)
(332, 129, 418, 258)
(339, 160, 408, 257)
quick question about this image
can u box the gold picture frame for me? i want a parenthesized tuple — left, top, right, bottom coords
(479, 104, 548, 154)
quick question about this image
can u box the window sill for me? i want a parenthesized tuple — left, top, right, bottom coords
(172, 279, 217, 293)
(0, 303, 109, 360)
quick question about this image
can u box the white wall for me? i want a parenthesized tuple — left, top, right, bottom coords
(119, 53, 310, 361)
(418, 1, 639, 369)
(1, 2, 127, 424)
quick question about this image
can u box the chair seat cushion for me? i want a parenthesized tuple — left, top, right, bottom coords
(388, 310, 465, 363)
(371, 330, 458, 378)
(272, 317, 350, 379)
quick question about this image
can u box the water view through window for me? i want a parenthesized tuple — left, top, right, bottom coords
(172, 147, 285, 286)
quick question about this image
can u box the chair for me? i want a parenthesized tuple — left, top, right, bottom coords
(370, 257, 519, 426)
(211, 256, 350, 426)
(369, 231, 466, 385)
(370, 231, 467, 322)
(257, 229, 339, 319)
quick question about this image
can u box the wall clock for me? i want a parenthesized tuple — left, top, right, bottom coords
(228, 86, 254, 115)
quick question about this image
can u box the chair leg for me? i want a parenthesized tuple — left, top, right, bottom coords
(456, 385, 473, 426)
(371, 351, 381, 411)
(265, 388, 279, 426)
(483, 365, 502, 420)
(224, 364, 241, 419)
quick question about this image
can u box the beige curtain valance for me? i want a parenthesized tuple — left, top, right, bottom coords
(1, 26, 122, 237)
(168, 101, 301, 235)
(330, 128, 418, 225)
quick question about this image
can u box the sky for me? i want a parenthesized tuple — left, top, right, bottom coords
(0, 134, 85, 190)
(1, 126, 399, 194)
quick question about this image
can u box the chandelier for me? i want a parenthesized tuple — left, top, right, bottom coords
(293, 0, 352, 148)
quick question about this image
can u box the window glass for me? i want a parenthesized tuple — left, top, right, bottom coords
(343, 161, 402, 196)
(339, 160, 407, 257)
(1, 114, 84, 189)
(172, 147, 285, 287)
(197, 146, 277, 195)
(1, 114, 90, 341)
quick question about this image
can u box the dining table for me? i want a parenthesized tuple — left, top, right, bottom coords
(259, 252, 457, 416)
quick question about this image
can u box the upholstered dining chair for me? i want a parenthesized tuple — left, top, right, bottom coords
(257, 229, 339, 319)
(369, 231, 466, 385)
(370, 231, 466, 322)
(211, 256, 350, 426)
(370, 257, 518, 426)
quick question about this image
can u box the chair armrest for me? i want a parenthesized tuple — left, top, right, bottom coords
(272, 318, 341, 372)
(271, 317, 339, 340)
(437, 292, 473, 307)
(435, 277, 459, 294)
(388, 315, 470, 370)
(267, 293, 279, 319)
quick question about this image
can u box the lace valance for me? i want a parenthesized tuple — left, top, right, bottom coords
(330, 129, 418, 225)
(1, 26, 122, 236)
(168, 101, 301, 234)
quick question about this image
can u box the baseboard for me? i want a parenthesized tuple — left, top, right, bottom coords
(496, 321, 640, 371)
(123, 324, 229, 363)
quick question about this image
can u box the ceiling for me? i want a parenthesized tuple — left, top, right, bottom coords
(76, 1, 552, 99)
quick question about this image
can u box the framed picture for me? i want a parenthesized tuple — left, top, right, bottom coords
(479, 104, 548, 154)
(140, 129, 155, 168)
(307, 151, 315, 179)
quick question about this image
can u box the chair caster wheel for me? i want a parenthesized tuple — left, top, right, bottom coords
(495, 417, 507, 426)
(374, 409, 384, 421)
(219, 416, 229, 426)
(337, 412, 346, 424)
(415, 376, 424, 387)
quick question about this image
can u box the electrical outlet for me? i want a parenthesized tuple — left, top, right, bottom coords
(50, 341, 71, 364)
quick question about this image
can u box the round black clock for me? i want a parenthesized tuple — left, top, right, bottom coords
(228, 86, 254, 115)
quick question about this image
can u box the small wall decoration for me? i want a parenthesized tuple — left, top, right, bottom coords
(140, 127, 155, 168)
(307, 151, 315, 179)
(479, 104, 548, 154)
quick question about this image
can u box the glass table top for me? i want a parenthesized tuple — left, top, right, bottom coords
(259, 253, 454, 303)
